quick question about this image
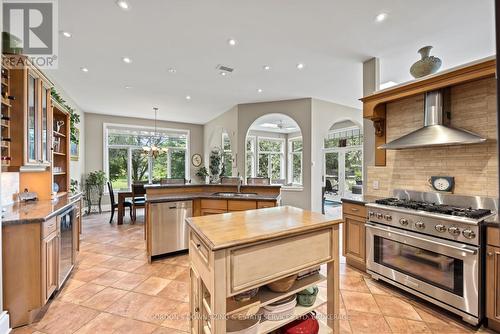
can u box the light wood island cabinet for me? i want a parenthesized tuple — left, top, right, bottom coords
(186, 206, 342, 334)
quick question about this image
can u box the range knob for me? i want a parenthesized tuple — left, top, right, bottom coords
(384, 214, 392, 221)
(369, 211, 375, 217)
(399, 218, 409, 226)
(376, 213, 383, 219)
(462, 229, 476, 239)
(435, 224, 447, 233)
(448, 226, 461, 236)
(415, 221, 426, 229)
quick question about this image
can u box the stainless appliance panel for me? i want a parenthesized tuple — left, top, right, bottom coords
(366, 222, 480, 323)
(152, 201, 192, 256)
(58, 206, 75, 287)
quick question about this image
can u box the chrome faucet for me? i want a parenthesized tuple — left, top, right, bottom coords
(237, 174, 243, 193)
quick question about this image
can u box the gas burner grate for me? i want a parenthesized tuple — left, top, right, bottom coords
(375, 198, 492, 219)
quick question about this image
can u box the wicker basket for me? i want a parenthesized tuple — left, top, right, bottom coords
(266, 274, 298, 293)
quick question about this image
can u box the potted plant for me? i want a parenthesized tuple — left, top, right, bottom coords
(354, 170, 363, 185)
(209, 148, 222, 183)
(84, 171, 106, 214)
(196, 166, 209, 184)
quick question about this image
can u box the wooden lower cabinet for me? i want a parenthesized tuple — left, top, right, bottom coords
(487, 226, 500, 331)
(200, 208, 226, 216)
(42, 231, 59, 303)
(3, 217, 62, 327)
(74, 196, 82, 251)
(342, 214, 366, 271)
(200, 199, 276, 215)
(342, 202, 367, 271)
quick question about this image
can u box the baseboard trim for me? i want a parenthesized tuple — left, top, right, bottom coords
(0, 311, 11, 334)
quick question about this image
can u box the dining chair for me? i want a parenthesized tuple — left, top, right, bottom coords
(131, 183, 146, 223)
(160, 178, 186, 185)
(246, 177, 270, 185)
(107, 182, 132, 224)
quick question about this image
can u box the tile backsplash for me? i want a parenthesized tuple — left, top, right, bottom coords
(366, 77, 498, 198)
(1, 172, 19, 206)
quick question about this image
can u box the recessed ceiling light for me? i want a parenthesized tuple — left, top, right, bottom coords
(375, 12, 388, 22)
(122, 57, 132, 64)
(167, 68, 177, 73)
(124, 85, 132, 89)
(296, 63, 304, 70)
(116, 0, 130, 10)
(220, 71, 227, 76)
(227, 39, 237, 46)
(62, 31, 72, 38)
(257, 88, 263, 93)
(80, 67, 89, 72)
(185, 95, 191, 100)
(263, 65, 271, 71)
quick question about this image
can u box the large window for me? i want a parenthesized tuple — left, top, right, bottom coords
(221, 132, 232, 177)
(105, 124, 189, 191)
(257, 138, 284, 182)
(288, 137, 303, 185)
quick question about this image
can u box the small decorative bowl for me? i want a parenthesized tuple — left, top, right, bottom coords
(233, 287, 259, 302)
(296, 286, 319, 307)
(266, 274, 298, 293)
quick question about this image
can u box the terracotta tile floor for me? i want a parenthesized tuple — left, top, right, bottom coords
(11, 212, 498, 334)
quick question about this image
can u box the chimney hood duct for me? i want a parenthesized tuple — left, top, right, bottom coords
(379, 90, 486, 150)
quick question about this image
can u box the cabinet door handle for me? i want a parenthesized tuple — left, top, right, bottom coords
(196, 243, 201, 249)
(351, 208, 359, 212)
(488, 252, 494, 257)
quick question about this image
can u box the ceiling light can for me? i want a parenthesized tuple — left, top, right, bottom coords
(227, 39, 237, 46)
(296, 63, 304, 70)
(62, 31, 72, 38)
(80, 67, 89, 72)
(116, 0, 129, 10)
(375, 12, 388, 22)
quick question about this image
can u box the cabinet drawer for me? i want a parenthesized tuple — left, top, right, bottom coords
(201, 200, 227, 210)
(228, 228, 333, 295)
(488, 227, 500, 247)
(189, 232, 211, 288)
(228, 200, 256, 212)
(342, 202, 366, 218)
(42, 217, 57, 238)
(257, 201, 276, 209)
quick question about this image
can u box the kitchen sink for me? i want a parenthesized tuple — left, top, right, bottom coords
(212, 192, 258, 198)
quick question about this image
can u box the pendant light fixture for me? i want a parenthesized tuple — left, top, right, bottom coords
(142, 107, 168, 158)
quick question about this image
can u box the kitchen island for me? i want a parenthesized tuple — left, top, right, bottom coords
(186, 206, 342, 334)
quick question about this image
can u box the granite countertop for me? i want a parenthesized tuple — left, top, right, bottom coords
(2, 192, 83, 226)
(146, 192, 280, 203)
(144, 183, 281, 189)
(340, 195, 385, 206)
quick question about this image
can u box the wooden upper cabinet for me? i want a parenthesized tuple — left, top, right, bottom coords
(9, 58, 53, 170)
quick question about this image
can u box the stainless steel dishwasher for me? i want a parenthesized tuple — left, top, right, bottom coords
(151, 201, 192, 256)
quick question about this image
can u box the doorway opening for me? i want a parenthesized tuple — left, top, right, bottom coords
(323, 120, 363, 203)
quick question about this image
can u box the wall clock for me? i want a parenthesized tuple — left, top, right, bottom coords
(191, 154, 202, 167)
(429, 176, 455, 193)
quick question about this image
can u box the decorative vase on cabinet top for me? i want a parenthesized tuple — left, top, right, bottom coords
(410, 46, 442, 78)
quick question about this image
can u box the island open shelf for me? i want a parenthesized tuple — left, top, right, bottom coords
(186, 206, 342, 334)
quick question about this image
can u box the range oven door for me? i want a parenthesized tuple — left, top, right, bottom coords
(366, 222, 480, 320)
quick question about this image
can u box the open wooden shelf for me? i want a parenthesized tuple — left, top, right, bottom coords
(258, 296, 327, 334)
(227, 273, 325, 316)
(53, 151, 66, 156)
(53, 131, 66, 138)
(53, 171, 66, 176)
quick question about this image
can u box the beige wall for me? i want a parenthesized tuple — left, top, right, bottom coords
(237, 99, 312, 209)
(203, 106, 238, 176)
(311, 99, 363, 212)
(366, 77, 498, 197)
(85, 113, 204, 183)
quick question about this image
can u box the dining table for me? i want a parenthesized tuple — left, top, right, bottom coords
(117, 190, 132, 225)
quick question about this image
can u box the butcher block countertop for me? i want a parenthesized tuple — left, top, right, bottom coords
(186, 205, 342, 251)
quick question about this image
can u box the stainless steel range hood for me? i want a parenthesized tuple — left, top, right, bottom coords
(379, 90, 486, 150)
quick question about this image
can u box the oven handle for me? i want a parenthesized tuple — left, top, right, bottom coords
(365, 223, 478, 255)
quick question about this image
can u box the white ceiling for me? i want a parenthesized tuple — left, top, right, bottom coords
(249, 114, 300, 134)
(47, 0, 495, 125)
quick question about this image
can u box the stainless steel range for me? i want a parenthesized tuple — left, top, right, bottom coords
(365, 190, 498, 325)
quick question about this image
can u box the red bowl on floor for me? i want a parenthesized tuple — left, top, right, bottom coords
(280, 313, 319, 334)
